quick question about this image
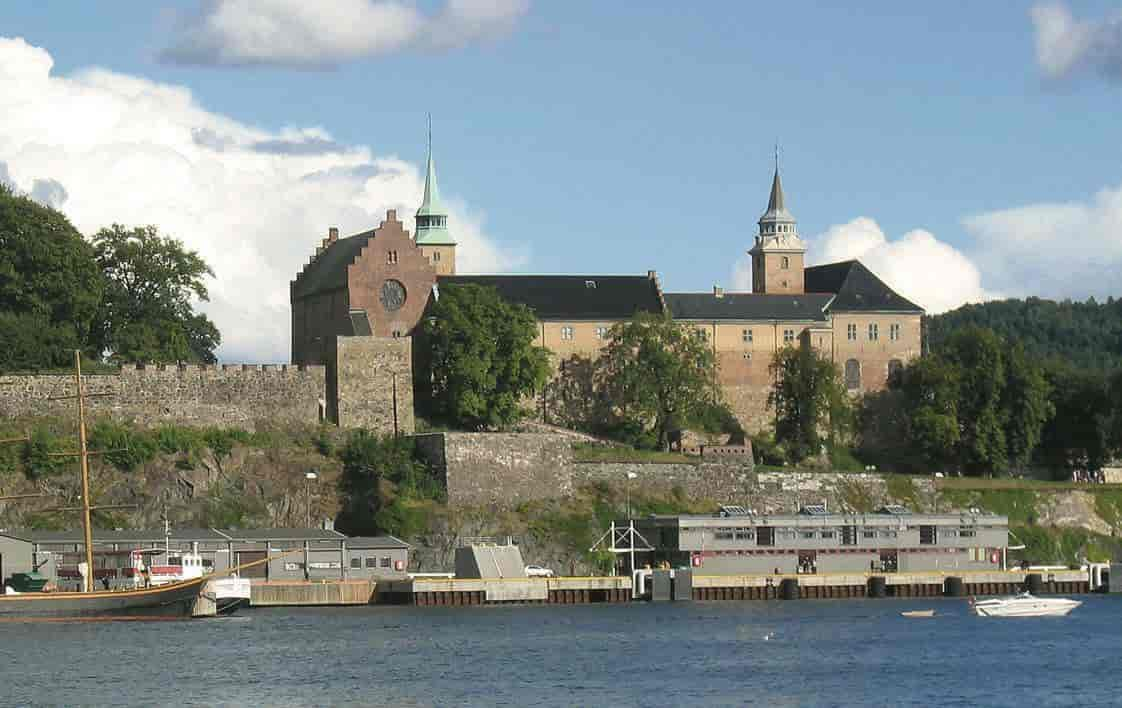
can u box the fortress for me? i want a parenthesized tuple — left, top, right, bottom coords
(0, 145, 921, 436)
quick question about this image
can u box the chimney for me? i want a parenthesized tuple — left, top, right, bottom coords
(713, 285, 724, 298)
(328, 227, 339, 243)
(647, 270, 657, 280)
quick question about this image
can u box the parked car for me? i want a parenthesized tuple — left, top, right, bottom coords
(525, 564, 554, 578)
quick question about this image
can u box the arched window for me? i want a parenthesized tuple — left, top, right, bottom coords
(888, 359, 903, 384)
(845, 359, 861, 390)
(781, 256, 789, 269)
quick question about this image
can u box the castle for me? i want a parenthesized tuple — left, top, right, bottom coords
(0, 143, 921, 436)
(290, 143, 923, 433)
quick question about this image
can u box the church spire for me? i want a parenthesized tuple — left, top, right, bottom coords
(415, 115, 455, 247)
(766, 167, 785, 213)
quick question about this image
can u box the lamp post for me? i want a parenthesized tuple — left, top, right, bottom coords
(304, 469, 318, 527)
(626, 471, 638, 520)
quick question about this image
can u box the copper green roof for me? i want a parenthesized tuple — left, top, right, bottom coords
(415, 149, 456, 246)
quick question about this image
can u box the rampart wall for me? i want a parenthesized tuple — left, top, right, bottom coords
(413, 431, 937, 510)
(0, 364, 327, 431)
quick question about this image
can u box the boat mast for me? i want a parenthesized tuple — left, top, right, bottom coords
(74, 350, 95, 593)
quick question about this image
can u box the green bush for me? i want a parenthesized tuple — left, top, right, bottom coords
(750, 433, 785, 466)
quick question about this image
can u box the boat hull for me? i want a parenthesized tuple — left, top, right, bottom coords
(972, 596, 1081, 618)
(0, 577, 206, 620)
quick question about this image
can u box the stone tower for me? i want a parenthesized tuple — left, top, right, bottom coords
(749, 159, 806, 294)
(414, 128, 457, 276)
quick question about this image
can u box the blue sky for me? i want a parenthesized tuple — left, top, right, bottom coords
(3, 1, 1122, 360)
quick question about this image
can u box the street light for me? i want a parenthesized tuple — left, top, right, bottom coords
(626, 471, 638, 520)
(304, 469, 318, 527)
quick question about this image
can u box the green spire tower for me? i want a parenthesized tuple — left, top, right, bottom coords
(415, 117, 457, 274)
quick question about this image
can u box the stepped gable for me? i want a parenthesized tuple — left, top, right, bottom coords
(664, 292, 832, 321)
(804, 260, 922, 313)
(290, 229, 375, 300)
(439, 275, 664, 320)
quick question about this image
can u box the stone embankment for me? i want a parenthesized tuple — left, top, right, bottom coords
(412, 431, 937, 512)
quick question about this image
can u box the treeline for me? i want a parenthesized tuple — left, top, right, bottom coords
(0, 184, 219, 372)
(927, 297, 1122, 371)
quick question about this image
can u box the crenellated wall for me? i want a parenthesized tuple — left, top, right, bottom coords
(0, 364, 328, 431)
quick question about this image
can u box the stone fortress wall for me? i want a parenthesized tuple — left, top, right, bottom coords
(0, 335, 413, 436)
(413, 431, 936, 509)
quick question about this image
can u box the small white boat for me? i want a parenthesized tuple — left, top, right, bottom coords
(970, 592, 1081, 617)
(901, 609, 935, 618)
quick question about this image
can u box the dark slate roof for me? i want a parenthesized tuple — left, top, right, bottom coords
(6, 528, 230, 544)
(804, 260, 923, 313)
(219, 528, 347, 541)
(438, 275, 664, 320)
(291, 232, 374, 300)
(665, 293, 833, 322)
(346, 535, 410, 550)
(5, 527, 348, 543)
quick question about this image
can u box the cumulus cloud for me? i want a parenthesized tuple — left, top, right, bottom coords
(964, 184, 1122, 300)
(0, 36, 520, 362)
(161, 0, 530, 67)
(1031, 2, 1122, 81)
(30, 178, 68, 209)
(809, 218, 995, 313)
(732, 217, 994, 314)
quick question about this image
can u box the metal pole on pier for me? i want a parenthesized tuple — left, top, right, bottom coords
(75, 351, 96, 593)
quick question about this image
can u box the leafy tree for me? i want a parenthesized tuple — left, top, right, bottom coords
(768, 345, 851, 462)
(90, 224, 220, 363)
(0, 184, 103, 369)
(420, 284, 550, 430)
(898, 326, 1051, 475)
(336, 431, 438, 537)
(597, 312, 720, 451)
(1039, 364, 1111, 477)
(927, 296, 1122, 372)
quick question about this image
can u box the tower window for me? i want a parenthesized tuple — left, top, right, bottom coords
(561, 326, 574, 341)
(387, 250, 398, 265)
(742, 329, 753, 344)
(847, 323, 857, 341)
(868, 323, 879, 341)
(890, 323, 900, 341)
(781, 256, 789, 269)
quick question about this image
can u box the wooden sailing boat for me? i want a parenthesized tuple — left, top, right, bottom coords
(0, 351, 210, 619)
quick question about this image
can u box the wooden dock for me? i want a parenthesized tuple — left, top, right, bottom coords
(377, 576, 632, 606)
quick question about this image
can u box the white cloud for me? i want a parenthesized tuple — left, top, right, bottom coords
(0, 36, 520, 362)
(1031, 2, 1122, 82)
(807, 217, 994, 314)
(963, 184, 1122, 300)
(731, 217, 994, 313)
(161, 0, 530, 67)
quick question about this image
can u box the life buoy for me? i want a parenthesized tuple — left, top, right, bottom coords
(990, 551, 999, 564)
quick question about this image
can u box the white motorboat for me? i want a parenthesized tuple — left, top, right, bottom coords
(970, 592, 1081, 617)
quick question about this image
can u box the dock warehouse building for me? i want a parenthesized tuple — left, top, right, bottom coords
(631, 506, 1009, 575)
(0, 527, 409, 589)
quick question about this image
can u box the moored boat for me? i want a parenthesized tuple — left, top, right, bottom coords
(970, 592, 1081, 617)
(0, 575, 209, 619)
(901, 609, 935, 618)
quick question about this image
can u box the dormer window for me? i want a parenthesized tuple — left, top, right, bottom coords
(585, 280, 596, 289)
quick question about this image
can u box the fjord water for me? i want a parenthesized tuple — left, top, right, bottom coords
(4, 598, 1121, 707)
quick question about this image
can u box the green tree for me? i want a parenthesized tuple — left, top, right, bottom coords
(0, 184, 103, 369)
(898, 326, 1052, 475)
(90, 224, 220, 363)
(768, 345, 851, 462)
(1039, 364, 1111, 477)
(597, 312, 720, 450)
(420, 284, 550, 430)
(336, 431, 438, 537)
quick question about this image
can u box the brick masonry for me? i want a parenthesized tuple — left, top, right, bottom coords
(413, 431, 936, 510)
